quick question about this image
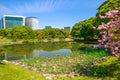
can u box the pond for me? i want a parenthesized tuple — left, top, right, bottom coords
(0, 42, 93, 61)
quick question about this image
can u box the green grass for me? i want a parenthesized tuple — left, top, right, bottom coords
(0, 63, 46, 80)
(20, 48, 108, 74)
(0, 39, 13, 42)
(1, 56, 119, 80)
(0, 49, 119, 80)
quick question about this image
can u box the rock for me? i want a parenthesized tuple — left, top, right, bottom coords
(42, 64, 46, 67)
(31, 67, 37, 71)
(15, 62, 19, 65)
(43, 74, 56, 80)
(21, 64, 25, 67)
(1, 60, 8, 64)
(68, 72, 75, 79)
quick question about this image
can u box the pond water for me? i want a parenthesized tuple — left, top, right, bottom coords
(0, 42, 93, 61)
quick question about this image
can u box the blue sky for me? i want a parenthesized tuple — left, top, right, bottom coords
(0, 0, 105, 29)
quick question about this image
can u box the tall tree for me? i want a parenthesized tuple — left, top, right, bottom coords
(71, 17, 98, 40)
(95, 0, 120, 27)
(97, 0, 120, 16)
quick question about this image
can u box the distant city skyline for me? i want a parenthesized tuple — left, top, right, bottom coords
(0, 0, 105, 29)
(1, 15, 39, 30)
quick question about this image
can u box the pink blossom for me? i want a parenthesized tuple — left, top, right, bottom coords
(104, 45, 108, 49)
(97, 9, 120, 57)
(110, 10, 119, 15)
(105, 11, 113, 18)
(112, 51, 116, 54)
(108, 33, 113, 37)
(100, 32, 106, 35)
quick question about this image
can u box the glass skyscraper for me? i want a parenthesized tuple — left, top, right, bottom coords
(2, 15, 25, 29)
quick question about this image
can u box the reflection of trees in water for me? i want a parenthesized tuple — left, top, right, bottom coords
(34, 42, 72, 52)
(1, 44, 35, 60)
(0, 43, 72, 60)
(4, 44, 34, 55)
(70, 42, 94, 51)
(0, 53, 5, 60)
(0, 42, 94, 60)
(34, 42, 93, 52)
(0, 47, 6, 60)
(1, 42, 93, 55)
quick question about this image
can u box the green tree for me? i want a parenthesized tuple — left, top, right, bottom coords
(5, 26, 34, 41)
(6, 28, 13, 39)
(34, 29, 45, 41)
(62, 30, 71, 38)
(95, 0, 120, 27)
(71, 17, 98, 40)
(0, 28, 6, 39)
(20, 26, 34, 40)
(96, 0, 120, 16)
(43, 28, 63, 40)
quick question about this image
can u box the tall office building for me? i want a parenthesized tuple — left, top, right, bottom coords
(2, 15, 25, 29)
(45, 26, 52, 28)
(64, 26, 71, 30)
(25, 17, 39, 30)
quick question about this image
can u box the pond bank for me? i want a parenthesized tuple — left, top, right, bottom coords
(0, 42, 22, 45)
(6, 49, 110, 80)
(18, 49, 108, 77)
(0, 39, 98, 46)
(0, 38, 74, 45)
(1, 56, 119, 80)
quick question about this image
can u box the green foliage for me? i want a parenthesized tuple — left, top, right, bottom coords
(71, 0, 120, 40)
(94, 0, 120, 27)
(34, 28, 71, 41)
(85, 56, 120, 79)
(71, 17, 99, 40)
(34, 29, 45, 41)
(0, 26, 71, 42)
(5, 28, 12, 39)
(20, 26, 34, 40)
(5, 26, 34, 41)
(97, 0, 120, 16)
(0, 29, 6, 39)
(62, 30, 71, 38)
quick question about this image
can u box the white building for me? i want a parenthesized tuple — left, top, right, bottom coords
(25, 17, 39, 30)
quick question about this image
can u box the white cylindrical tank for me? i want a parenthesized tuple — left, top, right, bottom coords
(25, 17, 39, 30)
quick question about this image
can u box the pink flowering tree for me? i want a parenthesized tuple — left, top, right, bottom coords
(97, 8, 120, 57)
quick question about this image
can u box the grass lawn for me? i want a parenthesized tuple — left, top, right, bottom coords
(0, 48, 119, 80)
(0, 63, 46, 80)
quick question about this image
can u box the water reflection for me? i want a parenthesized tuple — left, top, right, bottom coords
(0, 42, 93, 61)
(39, 49, 71, 57)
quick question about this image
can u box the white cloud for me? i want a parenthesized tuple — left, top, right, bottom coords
(0, 0, 105, 15)
(0, 0, 63, 15)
